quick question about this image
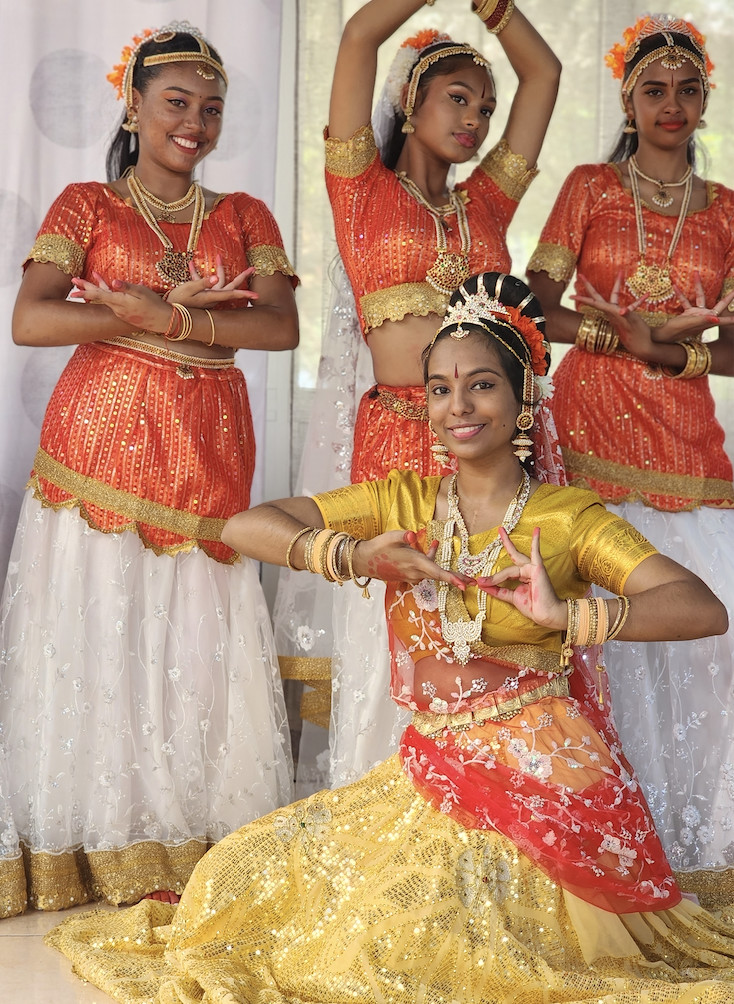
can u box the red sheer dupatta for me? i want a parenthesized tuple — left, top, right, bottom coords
(389, 393, 681, 915)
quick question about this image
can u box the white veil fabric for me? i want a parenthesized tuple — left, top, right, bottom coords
(273, 58, 420, 792)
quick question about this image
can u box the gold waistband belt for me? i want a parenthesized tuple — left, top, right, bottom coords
(375, 387, 429, 422)
(103, 336, 236, 369)
(411, 675, 570, 737)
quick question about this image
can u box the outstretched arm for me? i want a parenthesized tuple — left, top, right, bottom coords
(328, 0, 427, 141)
(222, 500, 471, 590)
(490, 6, 561, 168)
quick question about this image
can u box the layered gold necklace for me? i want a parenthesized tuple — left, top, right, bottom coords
(437, 470, 531, 665)
(396, 173, 472, 295)
(625, 156, 693, 305)
(127, 169, 206, 286)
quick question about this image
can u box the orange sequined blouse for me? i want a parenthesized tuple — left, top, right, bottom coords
(22, 182, 298, 562)
(25, 181, 298, 292)
(527, 163, 734, 511)
(325, 125, 537, 336)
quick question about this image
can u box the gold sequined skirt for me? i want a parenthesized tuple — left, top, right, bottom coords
(46, 754, 734, 1003)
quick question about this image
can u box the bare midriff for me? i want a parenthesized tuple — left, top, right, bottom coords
(367, 313, 443, 386)
(412, 654, 531, 712)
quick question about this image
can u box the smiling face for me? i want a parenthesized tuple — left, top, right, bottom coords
(626, 57, 704, 150)
(132, 62, 226, 177)
(426, 330, 520, 464)
(407, 60, 496, 165)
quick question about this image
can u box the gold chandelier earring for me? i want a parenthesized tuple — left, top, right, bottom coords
(511, 368, 535, 462)
(401, 109, 415, 134)
(122, 109, 139, 133)
(623, 118, 637, 134)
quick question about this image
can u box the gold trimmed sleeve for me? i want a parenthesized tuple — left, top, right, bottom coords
(248, 244, 297, 280)
(572, 504, 658, 595)
(25, 234, 85, 276)
(324, 124, 378, 179)
(313, 481, 381, 540)
(721, 275, 734, 312)
(526, 241, 577, 285)
(478, 138, 538, 201)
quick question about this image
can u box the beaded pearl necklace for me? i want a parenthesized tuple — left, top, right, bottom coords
(396, 173, 472, 295)
(438, 469, 531, 665)
(127, 169, 206, 286)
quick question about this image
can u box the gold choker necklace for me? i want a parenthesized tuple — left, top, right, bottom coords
(396, 173, 472, 295)
(626, 156, 693, 305)
(437, 470, 531, 665)
(127, 170, 206, 287)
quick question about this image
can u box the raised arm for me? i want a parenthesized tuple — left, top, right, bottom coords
(328, 0, 427, 141)
(490, 6, 561, 168)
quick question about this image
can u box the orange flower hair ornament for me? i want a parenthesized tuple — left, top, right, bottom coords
(108, 21, 227, 113)
(605, 14, 713, 110)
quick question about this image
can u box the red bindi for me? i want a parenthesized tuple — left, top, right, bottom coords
(454, 363, 459, 378)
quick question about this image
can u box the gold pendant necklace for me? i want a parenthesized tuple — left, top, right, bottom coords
(626, 157, 693, 305)
(437, 471, 531, 666)
(396, 173, 472, 295)
(127, 170, 206, 286)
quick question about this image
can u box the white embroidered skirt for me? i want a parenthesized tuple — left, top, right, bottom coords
(0, 494, 293, 915)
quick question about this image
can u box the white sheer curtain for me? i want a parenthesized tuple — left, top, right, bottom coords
(0, 0, 286, 582)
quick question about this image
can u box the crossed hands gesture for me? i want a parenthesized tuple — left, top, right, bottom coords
(574, 270, 734, 363)
(355, 526, 567, 630)
(69, 254, 257, 333)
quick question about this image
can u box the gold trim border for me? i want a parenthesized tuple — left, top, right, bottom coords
(412, 676, 570, 737)
(32, 448, 228, 543)
(361, 282, 448, 332)
(674, 866, 734, 912)
(279, 656, 332, 730)
(19, 837, 207, 912)
(0, 855, 27, 918)
(562, 447, 734, 507)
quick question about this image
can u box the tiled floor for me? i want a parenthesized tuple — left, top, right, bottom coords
(1, 906, 117, 1003)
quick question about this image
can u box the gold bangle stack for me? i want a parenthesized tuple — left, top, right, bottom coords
(167, 303, 193, 341)
(671, 339, 712, 379)
(560, 595, 631, 666)
(289, 527, 372, 597)
(575, 315, 619, 354)
(475, 0, 515, 32)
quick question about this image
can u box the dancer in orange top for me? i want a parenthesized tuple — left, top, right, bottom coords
(527, 15, 734, 907)
(278, 0, 561, 790)
(0, 23, 297, 918)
